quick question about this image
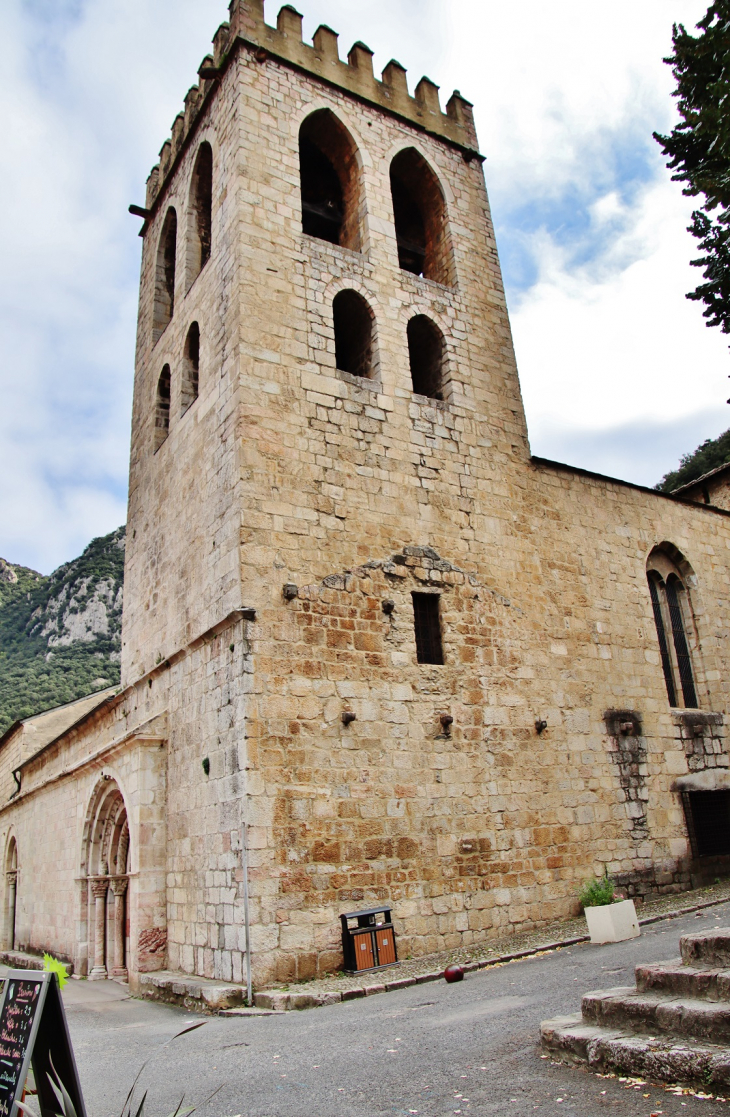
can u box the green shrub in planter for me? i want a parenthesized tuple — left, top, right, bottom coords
(578, 874, 616, 910)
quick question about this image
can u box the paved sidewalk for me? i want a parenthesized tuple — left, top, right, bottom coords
(256, 878, 730, 1007)
(61, 902, 730, 1117)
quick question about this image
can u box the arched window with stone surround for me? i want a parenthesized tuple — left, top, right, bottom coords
(154, 365, 171, 451)
(299, 109, 362, 251)
(181, 323, 200, 415)
(186, 142, 213, 288)
(646, 547, 699, 709)
(81, 778, 130, 980)
(407, 314, 447, 400)
(390, 148, 453, 285)
(333, 290, 374, 378)
(153, 208, 177, 339)
(4, 836, 17, 952)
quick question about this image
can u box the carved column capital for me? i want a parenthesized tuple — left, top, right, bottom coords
(111, 877, 128, 897)
(91, 879, 109, 900)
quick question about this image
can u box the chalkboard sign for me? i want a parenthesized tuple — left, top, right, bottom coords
(0, 971, 86, 1117)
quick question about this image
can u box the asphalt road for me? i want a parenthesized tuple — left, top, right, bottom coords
(61, 904, 730, 1117)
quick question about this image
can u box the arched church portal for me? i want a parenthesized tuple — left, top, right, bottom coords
(83, 779, 130, 980)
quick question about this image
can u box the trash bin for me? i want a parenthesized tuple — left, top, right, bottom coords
(340, 906, 398, 974)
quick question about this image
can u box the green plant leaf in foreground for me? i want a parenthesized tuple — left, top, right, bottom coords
(119, 1021, 207, 1117)
(16, 1100, 41, 1117)
(43, 953, 68, 989)
(47, 1051, 78, 1117)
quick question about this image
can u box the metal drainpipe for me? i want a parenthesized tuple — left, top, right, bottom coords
(241, 818, 252, 1007)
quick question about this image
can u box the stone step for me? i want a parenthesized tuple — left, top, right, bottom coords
(138, 970, 247, 1013)
(636, 958, 730, 1001)
(0, 950, 73, 976)
(582, 987, 730, 1044)
(541, 1013, 730, 1087)
(680, 927, 730, 968)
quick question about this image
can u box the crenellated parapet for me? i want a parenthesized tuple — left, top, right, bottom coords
(144, 0, 479, 214)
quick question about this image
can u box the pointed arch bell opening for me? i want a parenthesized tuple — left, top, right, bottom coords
(299, 109, 362, 251)
(153, 208, 177, 339)
(390, 148, 454, 285)
(186, 142, 213, 289)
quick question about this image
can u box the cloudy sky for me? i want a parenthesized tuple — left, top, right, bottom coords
(1, 0, 727, 573)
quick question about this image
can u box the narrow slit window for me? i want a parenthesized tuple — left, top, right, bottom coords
(187, 143, 213, 287)
(412, 593, 444, 665)
(154, 365, 171, 452)
(407, 315, 446, 400)
(181, 322, 200, 415)
(299, 110, 361, 250)
(333, 290, 374, 378)
(666, 575, 698, 708)
(390, 148, 453, 285)
(647, 548, 700, 710)
(153, 209, 177, 338)
(648, 574, 677, 707)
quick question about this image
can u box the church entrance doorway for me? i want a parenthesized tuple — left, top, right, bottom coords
(83, 779, 130, 980)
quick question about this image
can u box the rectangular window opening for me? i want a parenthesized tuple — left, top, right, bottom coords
(683, 790, 730, 857)
(412, 592, 444, 665)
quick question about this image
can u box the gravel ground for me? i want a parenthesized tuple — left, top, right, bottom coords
(264, 878, 730, 997)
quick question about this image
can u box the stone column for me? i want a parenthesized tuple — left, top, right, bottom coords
(89, 879, 109, 979)
(110, 878, 128, 979)
(5, 871, 17, 951)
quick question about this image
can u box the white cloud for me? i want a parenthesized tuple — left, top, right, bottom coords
(441, 0, 710, 202)
(0, 0, 727, 571)
(513, 174, 730, 431)
(434, 0, 730, 484)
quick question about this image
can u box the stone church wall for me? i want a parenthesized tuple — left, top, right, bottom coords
(242, 466, 730, 982)
(2, 1, 730, 993)
(0, 608, 254, 988)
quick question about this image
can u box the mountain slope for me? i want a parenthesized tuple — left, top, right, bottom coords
(656, 427, 730, 492)
(0, 527, 125, 735)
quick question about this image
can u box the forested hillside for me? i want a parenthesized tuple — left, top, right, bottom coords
(656, 427, 730, 492)
(0, 527, 125, 735)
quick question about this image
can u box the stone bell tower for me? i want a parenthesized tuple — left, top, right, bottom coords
(120, 0, 534, 984)
(121, 0, 528, 686)
(9, 0, 728, 999)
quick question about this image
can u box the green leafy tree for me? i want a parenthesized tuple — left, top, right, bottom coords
(654, 3, 730, 340)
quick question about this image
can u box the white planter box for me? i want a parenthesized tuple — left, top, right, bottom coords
(585, 899, 640, 944)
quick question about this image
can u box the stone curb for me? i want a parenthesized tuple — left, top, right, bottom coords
(253, 894, 730, 1014)
(139, 970, 246, 1013)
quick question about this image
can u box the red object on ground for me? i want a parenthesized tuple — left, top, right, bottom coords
(444, 964, 464, 983)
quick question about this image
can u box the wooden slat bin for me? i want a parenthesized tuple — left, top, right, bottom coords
(340, 906, 398, 974)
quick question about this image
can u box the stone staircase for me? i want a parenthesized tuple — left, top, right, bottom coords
(541, 927, 730, 1087)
